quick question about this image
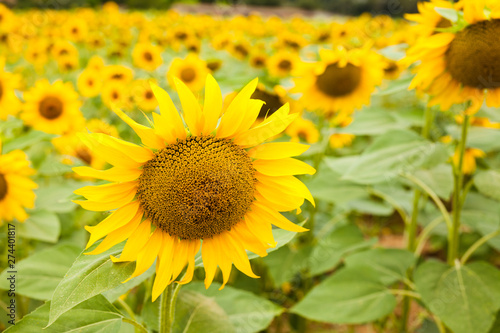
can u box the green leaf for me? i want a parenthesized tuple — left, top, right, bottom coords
(342, 130, 448, 184)
(184, 282, 283, 333)
(17, 210, 60, 243)
(5, 295, 123, 333)
(375, 75, 414, 96)
(434, 7, 458, 22)
(305, 164, 368, 204)
(0, 243, 80, 300)
(103, 265, 156, 302)
(290, 266, 396, 324)
(2, 130, 55, 154)
(448, 126, 500, 152)
(462, 193, 500, 250)
(309, 224, 375, 276)
(414, 260, 500, 333)
(47, 241, 135, 327)
(475, 170, 500, 201)
(335, 108, 410, 135)
(35, 180, 85, 213)
(264, 245, 312, 286)
(413, 164, 454, 199)
(173, 290, 235, 333)
(344, 248, 416, 285)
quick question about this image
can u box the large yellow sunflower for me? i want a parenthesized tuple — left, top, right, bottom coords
(0, 141, 38, 224)
(22, 80, 84, 135)
(73, 76, 314, 301)
(406, 0, 500, 114)
(293, 47, 384, 116)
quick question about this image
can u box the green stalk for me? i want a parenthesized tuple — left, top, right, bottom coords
(447, 114, 470, 265)
(159, 284, 174, 333)
(461, 230, 500, 264)
(401, 106, 433, 332)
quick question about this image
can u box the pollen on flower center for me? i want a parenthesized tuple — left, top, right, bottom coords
(39, 96, 63, 119)
(143, 52, 153, 61)
(180, 67, 196, 83)
(316, 62, 362, 97)
(0, 174, 7, 201)
(445, 19, 500, 89)
(137, 135, 256, 240)
(278, 59, 292, 71)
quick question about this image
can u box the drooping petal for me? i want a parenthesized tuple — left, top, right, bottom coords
(111, 219, 152, 263)
(253, 158, 316, 176)
(124, 228, 163, 282)
(252, 201, 308, 232)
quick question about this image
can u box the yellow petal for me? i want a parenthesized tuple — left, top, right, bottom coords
(178, 240, 200, 285)
(112, 106, 164, 149)
(256, 173, 315, 206)
(255, 184, 304, 212)
(74, 181, 137, 202)
(152, 234, 176, 301)
(84, 201, 141, 248)
(248, 142, 310, 160)
(244, 213, 276, 247)
(221, 232, 258, 279)
(253, 158, 315, 176)
(124, 228, 163, 282)
(72, 166, 142, 182)
(252, 201, 308, 232)
(201, 238, 218, 288)
(202, 74, 222, 134)
(89, 133, 154, 163)
(174, 77, 203, 136)
(111, 219, 151, 263)
(217, 78, 258, 138)
(150, 82, 186, 141)
(73, 188, 136, 211)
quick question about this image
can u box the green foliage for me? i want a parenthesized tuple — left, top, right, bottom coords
(415, 261, 500, 333)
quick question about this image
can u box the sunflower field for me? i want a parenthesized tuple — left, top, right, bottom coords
(1, 1, 500, 332)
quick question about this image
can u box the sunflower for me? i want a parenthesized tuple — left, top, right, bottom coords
(0, 62, 22, 120)
(132, 43, 162, 71)
(167, 53, 208, 92)
(77, 69, 102, 98)
(0, 141, 37, 224)
(101, 81, 130, 109)
(404, 0, 456, 38)
(293, 47, 384, 116)
(104, 65, 134, 84)
(406, 0, 500, 114)
(73, 76, 314, 301)
(22, 80, 84, 135)
(57, 54, 79, 73)
(285, 117, 320, 144)
(249, 52, 267, 69)
(63, 19, 88, 42)
(130, 79, 159, 112)
(267, 51, 299, 78)
(52, 119, 119, 170)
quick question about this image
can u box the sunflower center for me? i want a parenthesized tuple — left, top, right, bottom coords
(143, 52, 153, 62)
(316, 62, 362, 97)
(251, 88, 284, 119)
(137, 135, 256, 240)
(0, 174, 7, 200)
(0, 81, 3, 100)
(445, 19, 500, 89)
(76, 148, 92, 165)
(39, 96, 63, 120)
(145, 91, 154, 99)
(278, 59, 292, 71)
(180, 67, 196, 83)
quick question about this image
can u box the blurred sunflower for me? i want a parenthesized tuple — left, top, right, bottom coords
(167, 53, 208, 92)
(405, 0, 456, 38)
(52, 119, 119, 170)
(73, 76, 313, 301)
(101, 81, 129, 109)
(0, 62, 22, 120)
(104, 65, 134, 84)
(293, 47, 384, 116)
(406, 0, 500, 113)
(77, 69, 102, 98)
(286, 117, 320, 144)
(249, 52, 267, 69)
(0, 141, 37, 224)
(130, 79, 159, 111)
(22, 80, 84, 135)
(132, 43, 162, 71)
(267, 51, 299, 78)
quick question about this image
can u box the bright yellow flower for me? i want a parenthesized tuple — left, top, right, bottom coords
(0, 142, 37, 224)
(22, 80, 84, 135)
(167, 53, 208, 92)
(73, 76, 313, 301)
(453, 148, 485, 174)
(0, 62, 22, 120)
(132, 43, 163, 71)
(286, 117, 320, 144)
(77, 69, 103, 98)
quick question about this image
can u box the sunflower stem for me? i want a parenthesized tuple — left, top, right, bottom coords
(170, 284, 182, 326)
(159, 284, 174, 333)
(401, 106, 434, 333)
(448, 113, 470, 265)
